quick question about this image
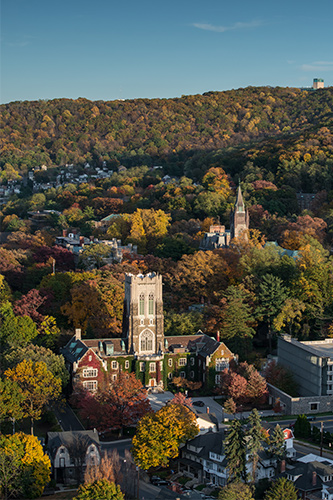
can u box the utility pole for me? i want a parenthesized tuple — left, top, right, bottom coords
(320, 421, 324, 457)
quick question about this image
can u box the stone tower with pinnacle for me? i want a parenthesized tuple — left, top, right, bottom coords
(230, 184, 249, 240)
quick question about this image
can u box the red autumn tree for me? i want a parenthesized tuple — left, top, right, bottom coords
(222, 370, 248, 404)
(77, 372, 151, 435)
(33, 245, 75, 271)
(13, 289, 46, 323)
(170, 392, 193, 407)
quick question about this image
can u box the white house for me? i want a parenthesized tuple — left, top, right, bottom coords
(47, 430, 100, 484)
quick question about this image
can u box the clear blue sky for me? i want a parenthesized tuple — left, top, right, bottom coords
(1, 0, 333, 104)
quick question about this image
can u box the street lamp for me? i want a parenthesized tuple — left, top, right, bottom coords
(136, 466, 140, 500)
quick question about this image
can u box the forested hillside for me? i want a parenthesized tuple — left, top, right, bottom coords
(1, 86, 333, 187)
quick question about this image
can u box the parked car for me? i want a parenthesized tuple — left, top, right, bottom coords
(193, 400, 205, 407)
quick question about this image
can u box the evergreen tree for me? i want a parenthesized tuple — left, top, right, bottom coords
(293, 414, 311, 438)
(268, 424, 286, 465)
(247, 409, 265, 483)
(225, 419, 247, 481)
(256, 274, 287, 352)
(264, 477, 297, 500)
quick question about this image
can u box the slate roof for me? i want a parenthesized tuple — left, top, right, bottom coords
(62, 337, 128, 363)
(62, 338, 89, 363)
(280, 460, 333, 493)
(181, 430, 226, 462)
(62, 331, 229, 362)
(47, 430, 100, 461)
(166, 332, 229, 357)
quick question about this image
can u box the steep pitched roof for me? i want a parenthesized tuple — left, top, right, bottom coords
(235, 185, 245, 212)
(47, 430, 100, 461)
(280, 460, 333, 492)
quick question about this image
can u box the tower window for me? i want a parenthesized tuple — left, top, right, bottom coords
(148, 293, 154, 315)
(140, 330, 154, 353)
(139, 293, 145, 316)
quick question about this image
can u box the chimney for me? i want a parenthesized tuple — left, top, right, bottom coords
(75, 328, 81, 340)
(216, 331, 220, 342)
(62, 229, 68, 237)
(171, 483, 177, 492)
(280, 460, 286, 473)
(207, 407, 210, 414)
(312, 471, 317, 486)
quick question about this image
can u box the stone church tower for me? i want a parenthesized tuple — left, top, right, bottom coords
(230, 185, 249, 240)
(122, 273, 164, 356)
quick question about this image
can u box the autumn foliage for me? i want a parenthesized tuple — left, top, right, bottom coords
(75, 372, 151, 435)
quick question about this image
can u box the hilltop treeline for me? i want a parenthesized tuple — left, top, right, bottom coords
(1, 86, 333, 186)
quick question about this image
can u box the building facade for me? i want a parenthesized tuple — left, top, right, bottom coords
(278, 336, 333, 398)
(62, 273, 235, 392)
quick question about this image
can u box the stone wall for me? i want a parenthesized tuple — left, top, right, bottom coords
(267, 383, 333, 415)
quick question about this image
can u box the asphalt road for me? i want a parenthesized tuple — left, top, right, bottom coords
(52, 402, 85, 431)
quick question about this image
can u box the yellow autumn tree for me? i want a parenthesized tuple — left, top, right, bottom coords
(132, 403, 199, 470)
(5, 360, 62, 434)
(0, 432, 51, 499)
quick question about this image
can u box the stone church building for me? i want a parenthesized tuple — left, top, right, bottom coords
(200, 185, 249, 250)
(62, 273, 235, 392)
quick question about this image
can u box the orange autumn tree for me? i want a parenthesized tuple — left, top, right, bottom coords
(61, 273, 124, 337)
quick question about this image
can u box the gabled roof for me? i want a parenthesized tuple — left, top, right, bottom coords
(281, 460, 333, 492)
(62, 336, 128, 362)
(165, 333, 229, 357)
(62, 338, 89, 363)
(182, 430, 226, 460)
(47, 430, 100, 461)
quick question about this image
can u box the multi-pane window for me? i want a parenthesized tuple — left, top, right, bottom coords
(180, 371, 186, 378)
(190, 357, 195, 366)
(150, 362, 156, 372)
(140, 330, 153, 352)
(83, 380, 97, 391)
(190, 371, 194, 378)
(168, 359, 173, 367)
(215, 358, 229, 372)
(139, 293, 145, 315)
(112, 374, 117, 381)
(83, 368, 98, 378)
(111, 361, 118, 370)
(125, 360, 130, 369)
(148, 293, 154, 315)
(178, 358, 187, 366)
(140, 362, 145, 372)
(215, 374, 221, 384)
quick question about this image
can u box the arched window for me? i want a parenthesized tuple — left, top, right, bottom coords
(140, 330, 154, 353)
(148, 293, 154, 315)
(139, 293, 145, 316)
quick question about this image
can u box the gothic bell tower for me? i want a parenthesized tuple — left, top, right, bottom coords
(230, 184, 249, 240)
(122, 273, 164, 356)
